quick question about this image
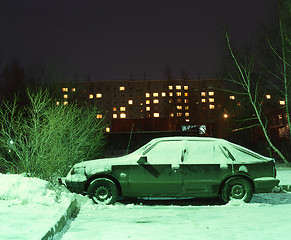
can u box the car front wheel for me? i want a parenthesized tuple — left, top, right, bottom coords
(221, 177, 253, 203)
(87, 178, 118, 205)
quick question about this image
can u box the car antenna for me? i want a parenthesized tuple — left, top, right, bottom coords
(126, 123, 134, 154)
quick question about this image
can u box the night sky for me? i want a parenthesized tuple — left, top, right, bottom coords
(0, 0, 276, 81)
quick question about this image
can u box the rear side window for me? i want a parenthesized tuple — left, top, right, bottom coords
(184, 141, 229, 164)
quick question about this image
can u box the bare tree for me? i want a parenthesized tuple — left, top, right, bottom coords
(225, 32, 289, 164)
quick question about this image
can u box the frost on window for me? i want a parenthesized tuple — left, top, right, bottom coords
(183, 141, 228, 165)
(145, 141, 184, 165)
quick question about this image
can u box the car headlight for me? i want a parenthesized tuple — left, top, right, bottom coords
(70, 166, 85, 175)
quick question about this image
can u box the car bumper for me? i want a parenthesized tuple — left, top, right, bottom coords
(254, 177, 280, 193)
(65, 180, 87, 194)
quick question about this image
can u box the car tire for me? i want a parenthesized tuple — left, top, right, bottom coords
(87, 178, 118, 205)
(221, 177, 253, 203)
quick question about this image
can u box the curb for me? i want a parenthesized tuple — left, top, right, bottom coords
(280, 185, 291, 192)
(41, 197, 79, 240)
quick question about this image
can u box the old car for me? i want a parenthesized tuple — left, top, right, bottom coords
(65, 137, 280, 204)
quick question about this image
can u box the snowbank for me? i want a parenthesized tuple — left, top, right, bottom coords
(0, 173, 74, 205)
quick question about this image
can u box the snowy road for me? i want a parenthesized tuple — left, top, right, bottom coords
(58, 193, 291, 240)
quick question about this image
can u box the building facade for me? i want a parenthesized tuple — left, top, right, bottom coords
(56, 78, 235, 134)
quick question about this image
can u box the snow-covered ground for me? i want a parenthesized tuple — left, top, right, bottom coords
(1, 169, 291, 240)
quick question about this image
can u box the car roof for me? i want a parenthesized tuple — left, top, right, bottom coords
(150, 136, 226, 143)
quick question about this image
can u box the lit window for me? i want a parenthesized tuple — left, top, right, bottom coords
(209, 98, 215, 103)
(184, 99, 189, 104)
(176, 85, 181, 90)
(140, 102, 143, 106)
(154, 113, 160, 118)
(113, 114, 117, 118)
(209, 104, 215, 109)
(201, 99, 206, 103)
(184, 86, 188, 90)
(62, 88, 68, 92)
(146, 100, 150, 104)
(230, 96, 235, 100)
(209, 92, 214, 96)
(280, 100, 285, 105)
(89, 94, 94, 99)
(113, 107, 117, 111)
(56, 101, 60, 106)
(176, 92, 182, 97)
(177, 112, 182, 117)
(169, 85, 173, 90)
(201, 92, 206, 96)
(96, 93, 102, 98)
(184, 92, 188, 97)
(153, 99, 159, 104)
(145, 93, 150, 98)
(96, 114, 102, 119)
(64, 101, 68, 105)
(185, 119, 190, 122)
(278, 115, 283, 120)
(169, 99, 173, 103)
(120, 106, 126, 111)
(169, 92, 173, 97)
(177, 106, 182, 110)
(162, 92, 166, 97)
(72, 88, 76, 92)
(153, 93, 159, 97)
(146, 107, 150, 111)
(64, 94, 68, 99)
(128, 100, 133, 105)
(119, 86, 125, 91)
(105, 127, 110, 132)
(223, 114, 228, 119)
(266, 95, 271, 99)
(120, 113, 126, 118)
(185, 112, 190, 117)
(177, 99, 182, 103)
(185, 106, 189, 110)
(170, 113, 174, 117)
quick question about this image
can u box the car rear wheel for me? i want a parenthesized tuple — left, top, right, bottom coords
(87, 178, 118, 205)
(221, 177, 253, 203)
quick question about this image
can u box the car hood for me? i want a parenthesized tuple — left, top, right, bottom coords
(72, 155, 133, 176)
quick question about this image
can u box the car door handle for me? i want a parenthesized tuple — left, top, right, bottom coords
(172, 166, 180, 173)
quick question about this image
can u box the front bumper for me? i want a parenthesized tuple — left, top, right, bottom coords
(254, 177, 280, 193)
(65, 180, 87, 194)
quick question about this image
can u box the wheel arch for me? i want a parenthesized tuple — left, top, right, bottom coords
(85, 174, 122, 196)
(218, 175, 255, 196)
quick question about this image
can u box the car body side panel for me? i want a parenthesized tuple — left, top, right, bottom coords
(181, 164, 231, 197)
(127, 164, 183, 197)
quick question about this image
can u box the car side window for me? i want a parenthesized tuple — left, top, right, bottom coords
(145, 140, 184, 165)
(184, 141, 219, 164)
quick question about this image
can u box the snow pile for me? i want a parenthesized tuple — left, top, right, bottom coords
(0, 173, 73, 206)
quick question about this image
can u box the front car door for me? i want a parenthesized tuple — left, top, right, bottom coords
(127, 140, 184, 197)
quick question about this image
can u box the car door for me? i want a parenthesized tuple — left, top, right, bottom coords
(128, 140, 184, 197)
(181, 140, 231, 197)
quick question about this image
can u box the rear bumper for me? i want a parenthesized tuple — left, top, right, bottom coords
(254, 177, 280, 193)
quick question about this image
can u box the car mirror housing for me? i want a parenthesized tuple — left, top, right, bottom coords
(137, 156, 148, 164)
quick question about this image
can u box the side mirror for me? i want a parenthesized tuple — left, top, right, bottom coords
(137, 156, 148, 164)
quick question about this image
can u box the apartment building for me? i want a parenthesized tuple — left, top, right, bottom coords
(56, 78, 232, 133)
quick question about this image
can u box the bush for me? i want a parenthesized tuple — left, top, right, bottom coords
(0, 89, 106, 181)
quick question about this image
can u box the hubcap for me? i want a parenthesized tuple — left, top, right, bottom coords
(94, 186, 112, 202)
(231, 184, 245, 199)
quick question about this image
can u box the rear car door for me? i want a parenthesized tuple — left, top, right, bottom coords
(128, 140, 184, 197)
(181, 140, 231, 197)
